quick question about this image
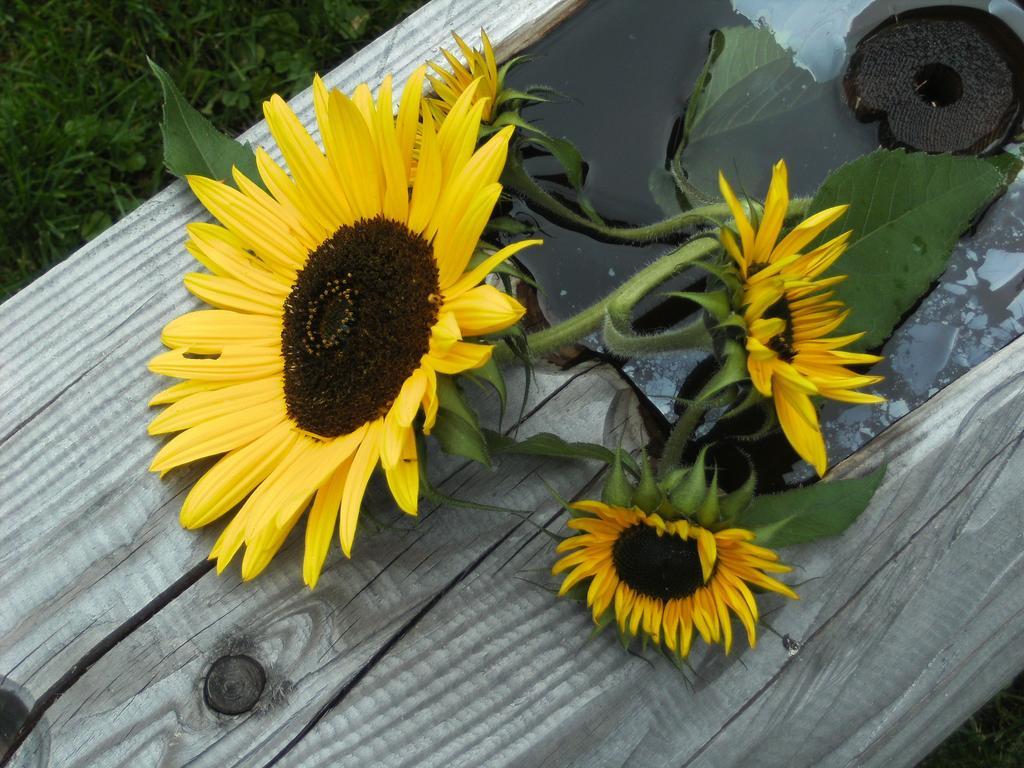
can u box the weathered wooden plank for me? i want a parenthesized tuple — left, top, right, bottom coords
(20, 364, 644, 768)
(272, 329, 1024, 768)
(0, 0, 581, 727)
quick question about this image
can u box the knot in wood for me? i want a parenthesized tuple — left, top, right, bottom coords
(844, 10, 1024, 154)
(203, 654, 266, 715)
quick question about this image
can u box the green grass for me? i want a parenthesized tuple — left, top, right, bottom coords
(1, 2, 1022, 765)
(0, 0, 425, 297)
(920, 673, 1024, 768)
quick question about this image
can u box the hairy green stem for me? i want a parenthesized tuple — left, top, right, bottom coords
(660, 387, 712, 471)
(504, 237, 721, 361)
(503, 155, 734, 244)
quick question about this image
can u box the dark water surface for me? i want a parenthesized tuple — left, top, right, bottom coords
(505, 0, 1024, 489)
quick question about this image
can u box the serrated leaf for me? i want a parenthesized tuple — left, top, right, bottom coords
(148, 59, 262, 188)
(736, 466, 886, 548)
(810, 150, 1008, 349)
(675, 28, 820, 180)
(431, 409, 491, 467)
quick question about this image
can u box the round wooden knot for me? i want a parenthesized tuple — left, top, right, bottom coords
(204, 655, 266, 715)
(844, 10, 1024, 154)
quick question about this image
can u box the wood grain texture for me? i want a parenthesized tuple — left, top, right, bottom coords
(3, 0, 1023, 765)
(26, 364, 645, 768)
(275, 329, 1024, 768)
(0, 0, 582, 720)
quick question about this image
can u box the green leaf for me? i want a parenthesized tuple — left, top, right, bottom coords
(435, 374, 479, 426)
(431, 409, 491, 467)
(485, 430, 639, 474)
(736, 466, 886, 548)
(674, 27, 820, 190)
(148, 59, 262, 188)
(810, 150, 1008, 349)
(462, 357, 507, 417)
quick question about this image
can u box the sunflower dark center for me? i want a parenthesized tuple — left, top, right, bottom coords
(611, 524, 706, 600)
(763, 296, 796, 361)
(282, 216, 440, 438)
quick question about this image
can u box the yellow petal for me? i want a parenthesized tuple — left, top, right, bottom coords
(264, 93, 351, 227)
(149, 377, 282, 435)
(183, 273, 283, 316)
(160, 310, 281, 354)
(149, 400, 286, 473)
(396, 66, 427, 174)
(148, 346, 283, 382)
(443, 239, 542, 299)
(339, 419, 383, 556)
(718, 171, 755, 260)
(303, 457, 351, 588)
(179, 421, 297, 528)
(433, 182, 503, 288)
(187, 175, 308, 268)
(444, 284, 525, 337)
(774, 382, 827, 476)
(384, 426, 420, 515)
(325, 88, 383, 221)
(770, 205, 849, 264)
(753, 159, 789, 263)
(424, 340, 493, 375)
(408, 109, 442, 235)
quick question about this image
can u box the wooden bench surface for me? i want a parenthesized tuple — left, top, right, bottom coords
(2, 1, 1023, 766)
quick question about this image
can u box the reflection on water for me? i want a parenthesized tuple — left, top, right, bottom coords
(505, 0, 1024, 488)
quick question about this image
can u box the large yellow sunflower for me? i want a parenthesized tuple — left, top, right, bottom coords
(719, 160, 884, 476)
(553, 501, 797, 657)
(148, 68, 539, 587)
(427, 30, 500, 124)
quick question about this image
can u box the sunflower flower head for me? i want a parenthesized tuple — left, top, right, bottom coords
(148, 67, 539, 588)
(553, 501, 798, 657)
(427, 30, 501, 124)
(718, 160, 884, 477)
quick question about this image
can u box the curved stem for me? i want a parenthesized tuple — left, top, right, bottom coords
(503, 154, 733, 245)
(502, 237, 721, 361)
(660, 387, 711, 471)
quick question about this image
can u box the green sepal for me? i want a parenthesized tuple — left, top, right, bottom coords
(702, 339, 749, 399)
(431, 410, 491, 467)
(148, 58, 263, 189)
(659, 467, 687, 493)
(460, 357, 507, 419)
(601, 450, 634, 507)
(435, 375, 478, 425)
(668, 446, 709, 515)
(497, 54, 535, 82)
(485, 215, 537, 236)
(494, 88, 551, 108)
(632, 451, 662, 513)
(735, 466, 886, 548)
(719, 465, 757, 523)
(432, 377, 490, 467)
(661, 290, 733, 323)
(695, 468, 720, 527)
